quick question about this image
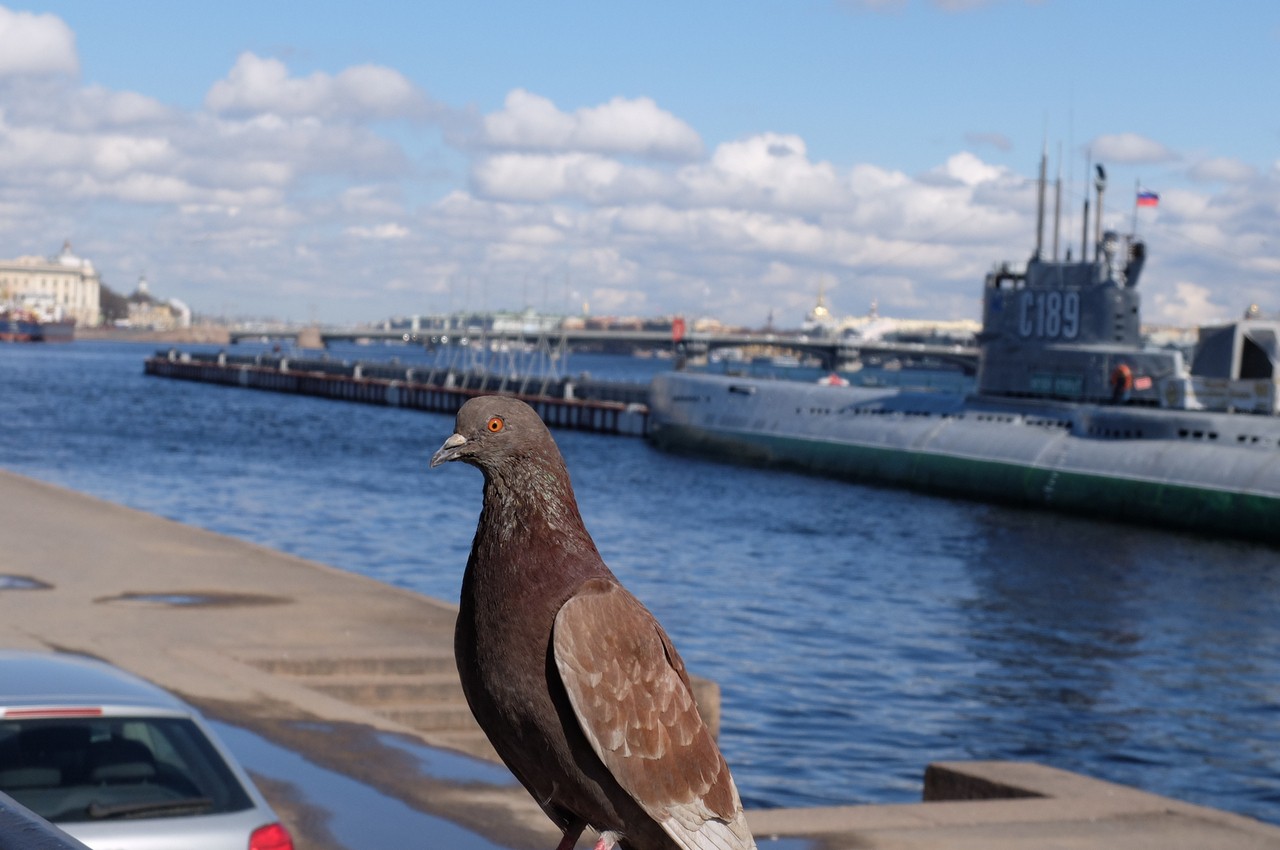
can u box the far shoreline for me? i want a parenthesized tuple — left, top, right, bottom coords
(74, 325, 233, 345)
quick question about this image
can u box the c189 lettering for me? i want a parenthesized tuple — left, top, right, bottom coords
(1019, 289, 1079, 340)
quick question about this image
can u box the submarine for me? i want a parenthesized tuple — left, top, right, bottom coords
(646, 163, 1280, 543)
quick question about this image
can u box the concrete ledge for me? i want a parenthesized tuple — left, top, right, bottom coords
(748, 761, 1280, 848)
(924, 761, 1043, 801)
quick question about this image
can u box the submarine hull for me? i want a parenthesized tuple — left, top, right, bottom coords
(648, 371, 1280, 543)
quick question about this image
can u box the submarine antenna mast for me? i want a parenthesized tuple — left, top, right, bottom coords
(1034, 144, 1047, 259)
(1081, 150, 1091, 260)
(1052, 143, 1063, 261)
(1130, 177, 1140, 236)
(1093, 164, 1107, 259)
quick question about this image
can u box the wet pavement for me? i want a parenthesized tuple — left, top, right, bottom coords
(213, 722, 513, 850)
(213, 718, 818, 850)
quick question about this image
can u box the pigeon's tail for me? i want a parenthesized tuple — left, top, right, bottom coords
(661, 809, 757, 850)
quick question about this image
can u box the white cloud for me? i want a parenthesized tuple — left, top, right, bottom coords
(681, 134, 845, 210)
(1090, 132, 1178, 164)
(572, 95, 703, 160)
(479, 89, 703, 159)
(1187, 157, 1256, 184)
(585, 286, 649, 315)
(1243, 255, 1280, 275)
(346, 223, 409, 240)
(339, 185, 405, 217)
(82, 172, 194, 204)
(1148, 281, 1230, 326)
(79, 86, 171, 126)
(91, 135, 175, 177)
(0, 7, 77, 77)
(205, 53, 428, 120)
(932, 151, 1005, 186)
(471, 151, 674, 203)
(0, 12, 1275, 330)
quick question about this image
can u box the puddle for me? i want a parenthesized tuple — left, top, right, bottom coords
(212, 720, 816, 850)
(0, 574, 51, 590)
(372, 731, 517, 786)
(757, 837, 818, 849)
(97, 591, 289, 607)
(278, 721, 516, 787)
(211, 721, 511, 850)
(121, 593, 213, 606)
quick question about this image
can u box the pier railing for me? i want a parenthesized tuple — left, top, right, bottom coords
(144, 351, 650, 436)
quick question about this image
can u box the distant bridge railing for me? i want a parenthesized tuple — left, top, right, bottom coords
(228, 327, 979, 375)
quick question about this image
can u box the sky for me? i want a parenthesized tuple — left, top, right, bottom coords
(1, 1, 1277, 328)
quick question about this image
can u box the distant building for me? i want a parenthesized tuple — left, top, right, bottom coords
(124, 275, 188, 330)
(802, 286, 836, 335)
(489, 308, 562, 335)
(802, 289, 979, 344)
(168, 298, 192, 328)
(0, 241, 102, 327)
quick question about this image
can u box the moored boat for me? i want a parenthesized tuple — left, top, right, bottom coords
(647, 164, 1280, 542)
(0, 297, 76, 342)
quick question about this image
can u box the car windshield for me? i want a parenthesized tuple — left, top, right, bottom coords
(0, 716, 254, 823)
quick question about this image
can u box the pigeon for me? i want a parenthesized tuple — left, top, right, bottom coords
(431, 395, 757, 850)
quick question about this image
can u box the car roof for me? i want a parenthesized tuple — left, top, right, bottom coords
(0, 650, 191, 715)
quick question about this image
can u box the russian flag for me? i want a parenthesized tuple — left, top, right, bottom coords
(1137, 190, 1160, 207)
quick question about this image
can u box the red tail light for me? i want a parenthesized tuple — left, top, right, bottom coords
(249, 823, 293, 850)
(3, 707, 104, 718)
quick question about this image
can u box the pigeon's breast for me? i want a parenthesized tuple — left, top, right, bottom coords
(455, 554, 579, 743)
(455, 570, 604, 821)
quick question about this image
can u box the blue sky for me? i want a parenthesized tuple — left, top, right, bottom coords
(2, 1, 1278, 326)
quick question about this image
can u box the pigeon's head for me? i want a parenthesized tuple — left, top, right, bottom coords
(430, 395, 556, 472)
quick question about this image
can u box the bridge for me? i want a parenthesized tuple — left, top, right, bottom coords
(229, 326, 979, 374)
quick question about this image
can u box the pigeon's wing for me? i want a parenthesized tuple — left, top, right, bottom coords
(553, 577, 756, 850)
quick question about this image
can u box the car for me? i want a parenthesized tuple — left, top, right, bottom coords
(0, 650, 292, 850)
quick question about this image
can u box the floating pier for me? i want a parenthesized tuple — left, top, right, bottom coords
(144, 351, 650, 436)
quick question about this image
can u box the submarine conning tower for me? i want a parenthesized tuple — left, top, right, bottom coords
(972, 151, 1187, 405)
(975, 231, 1181, 404)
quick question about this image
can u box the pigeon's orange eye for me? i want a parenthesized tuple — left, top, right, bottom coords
(487, 417, 504, 433)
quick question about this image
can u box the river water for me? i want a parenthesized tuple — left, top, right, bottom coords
(2, 340, 1278, 824)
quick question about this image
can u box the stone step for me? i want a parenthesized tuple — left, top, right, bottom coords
(308, 673, 465, 706)
(383, 704, 480, 733)
(245, 651, 455, 677)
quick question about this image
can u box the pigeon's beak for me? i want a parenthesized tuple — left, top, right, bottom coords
(430, 432, 468, 468)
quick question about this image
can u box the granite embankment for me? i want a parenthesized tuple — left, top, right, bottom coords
(73, 325, 233, 345)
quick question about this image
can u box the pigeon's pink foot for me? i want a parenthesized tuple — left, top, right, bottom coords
(556, 825, 585, 850)
(592, 831, 621, 850)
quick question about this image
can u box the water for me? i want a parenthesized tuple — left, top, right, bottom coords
(210, 722, 512, 850)
(3, 341, 1279, 825)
